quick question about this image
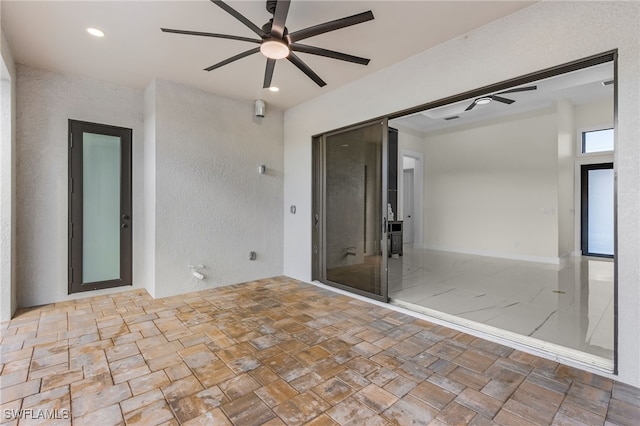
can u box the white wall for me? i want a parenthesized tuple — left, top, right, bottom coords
(574, 97, 615, 131)
(15, 65, 145, 307)
(149, 79, 283, 298)
(557, 100, 576, 258)
(283, 1, 640, 386)
(1, 13, 17, 321)
(422, 108, 559, 260)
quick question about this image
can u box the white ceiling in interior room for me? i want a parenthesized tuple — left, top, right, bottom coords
(1, 0, 536, 110)
(391, 61, 614, 134)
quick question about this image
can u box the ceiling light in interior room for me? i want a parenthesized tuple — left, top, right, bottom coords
(268, 86, 280, 92)
(475, 97, 492, 105)
(260, 40, 290, 60)
(86, 27, 104, 37)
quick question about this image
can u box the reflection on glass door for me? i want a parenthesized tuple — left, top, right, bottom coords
(69, 120, 132, 293)
(581, 163, 614, 257)
(313, 120, 388, 301)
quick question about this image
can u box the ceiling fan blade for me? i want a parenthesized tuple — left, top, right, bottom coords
(271, 0, 291, 39)
(465, 102, 477, 111)
(498, 85, 537, 95)
(161, 28, 261, 44)
(290, 44, 370, 65)
(263, 59, 276, 88)
(287, 52, 326, 87)
(287, 10, 374, 43)
(210, 0, 267, 38)
(491, 95, 515, 105)
(204, 47, 260, 71)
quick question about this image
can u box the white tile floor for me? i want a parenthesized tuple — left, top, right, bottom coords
(388, 247, 614, 362)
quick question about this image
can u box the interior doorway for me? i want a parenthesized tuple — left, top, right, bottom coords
(402, 167, 415, 244)
(400, 150, 423, 248)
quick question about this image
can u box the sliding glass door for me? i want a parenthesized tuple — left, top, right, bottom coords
(313, 120, 389, 302)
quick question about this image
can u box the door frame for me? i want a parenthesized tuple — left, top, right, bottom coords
(402, 168, 415, 244)
(312, 119, 389, 302)
(399, 149, 424, 248)
(68, 119, 133, 293)
(580, 162, 615, 258)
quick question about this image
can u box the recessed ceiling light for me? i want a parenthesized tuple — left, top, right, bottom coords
(87, 28, 105, 37)
(268, 87, 280, 92)
(475, 97, 492, 105)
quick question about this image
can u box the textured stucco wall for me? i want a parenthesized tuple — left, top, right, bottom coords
(151, 79, 283, 298)
(15, 65, 145, 307)
(143, 81, 156, 297)
(1, 15, 17, 321)
(283, 1, 640, 385)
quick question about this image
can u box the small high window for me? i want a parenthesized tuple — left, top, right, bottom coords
(582, 128, 614, 154)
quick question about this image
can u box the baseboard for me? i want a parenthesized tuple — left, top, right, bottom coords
(419, 244, 562, 265)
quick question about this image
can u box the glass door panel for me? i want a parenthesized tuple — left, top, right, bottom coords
(321, 120, 388, 301)
(582, 163, 614, 257)
(82, 133, 121, 283)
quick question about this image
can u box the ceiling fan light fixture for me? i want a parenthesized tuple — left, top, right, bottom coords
(260, 39, 290, 59)
(475, 97, 492, 105)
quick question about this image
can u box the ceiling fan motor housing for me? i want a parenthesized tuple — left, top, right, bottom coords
(266, 0, 278, 15)
(262, 20, 288, 38)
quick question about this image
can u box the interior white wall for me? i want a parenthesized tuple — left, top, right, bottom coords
(1, 16, 17, 321)
(557, 100, 576, 259)
(422, 108, 559, 261)
(15, 65, 145, 307)
(283, 1, 640, 386)
(574, 98, 615, 136)
(150, 79, 283, 298)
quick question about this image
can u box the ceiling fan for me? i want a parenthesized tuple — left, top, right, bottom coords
(465, 86, 537, 111)
(161, 0, 374, 88)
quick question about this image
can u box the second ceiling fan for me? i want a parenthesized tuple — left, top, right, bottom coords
(162, 0, 375, 88)
(465, 86, 538, 111)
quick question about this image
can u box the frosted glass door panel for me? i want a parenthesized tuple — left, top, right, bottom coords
(587, 168, 614, 256)
(82, 132, 121, 283)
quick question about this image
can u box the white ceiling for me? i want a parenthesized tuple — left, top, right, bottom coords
(391, 62, 614, 134)
(1, 0, 536, 110)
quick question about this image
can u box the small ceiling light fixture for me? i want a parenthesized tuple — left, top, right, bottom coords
(268, 86, 280, 92)
(475, 97, 492, 106)
(86, 27, 105, 37)
(260, 39, 290, 60)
